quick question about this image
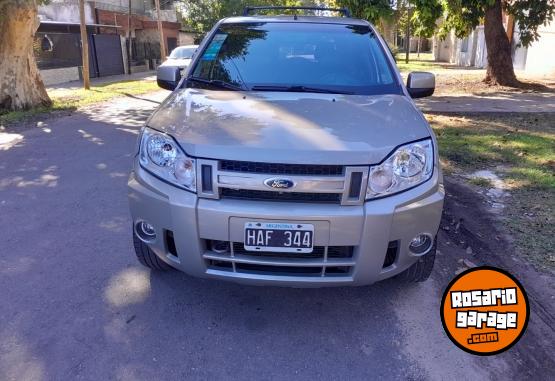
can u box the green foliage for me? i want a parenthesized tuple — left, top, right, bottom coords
(178, 0, 395, 33)
(410, 0, 442, 38)
(178, 0, 322, 34)
(506, 0, 555, 46)
(438, 0, 555, 47)
(178, 0, 554, 48)
(334, 0, 393, 23)
(438, 0, 489, 39)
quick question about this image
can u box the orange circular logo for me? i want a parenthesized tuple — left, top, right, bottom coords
(441, 266, 529, 356)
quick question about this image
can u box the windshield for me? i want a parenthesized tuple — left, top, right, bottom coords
(169, 47, 196, 59)
(190, 22, 400, 95)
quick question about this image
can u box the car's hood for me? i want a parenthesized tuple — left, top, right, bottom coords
(147, 89, 431, 165)
(160, 58, 191, 68)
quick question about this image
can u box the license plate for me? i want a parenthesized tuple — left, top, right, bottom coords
(244, 222, 314, 253)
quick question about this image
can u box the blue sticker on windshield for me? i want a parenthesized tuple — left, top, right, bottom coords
(202, 33, 227, 61)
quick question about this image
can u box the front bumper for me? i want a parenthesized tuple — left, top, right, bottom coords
(128, 164, 444, 287)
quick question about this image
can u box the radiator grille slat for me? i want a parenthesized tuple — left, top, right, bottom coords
(220, 160, 344, 176)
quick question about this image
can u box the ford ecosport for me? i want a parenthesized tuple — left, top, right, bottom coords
(128, 7, 444, 286)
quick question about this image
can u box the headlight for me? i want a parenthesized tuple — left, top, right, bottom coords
(366, 139, 433, 199)
(139, 128, 196, 192)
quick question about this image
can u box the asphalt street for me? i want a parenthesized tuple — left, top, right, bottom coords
(0, 91, 552, 380)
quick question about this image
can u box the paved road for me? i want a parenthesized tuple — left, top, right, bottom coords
(0, 92, 552, 380)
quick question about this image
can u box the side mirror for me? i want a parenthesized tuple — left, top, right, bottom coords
(407, 72, 435, 98)
(156, 66, 181, 91)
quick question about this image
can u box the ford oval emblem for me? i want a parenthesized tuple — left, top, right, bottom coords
(264, 178, 295, 190)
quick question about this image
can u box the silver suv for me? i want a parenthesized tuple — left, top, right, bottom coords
(128, 7, 444, 286)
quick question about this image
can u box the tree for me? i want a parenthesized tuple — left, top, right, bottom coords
(178, 0, 393, 34)
(399, 0, 442, 58)
(0, 0, 51, 111)
(178, 0, 318, 34)
(334, 0, 393, 23)
(439, 0, 555, 86)
(410, 0, 442, 40)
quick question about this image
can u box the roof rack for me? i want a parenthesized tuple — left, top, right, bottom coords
(242, 6, 352, 18)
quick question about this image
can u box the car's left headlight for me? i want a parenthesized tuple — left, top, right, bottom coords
(366, 139, 434, 200)
(139, 128, 196, 192)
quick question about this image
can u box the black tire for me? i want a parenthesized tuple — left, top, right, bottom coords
(132, 229, 171, 271)
(401, 237, 437, 282)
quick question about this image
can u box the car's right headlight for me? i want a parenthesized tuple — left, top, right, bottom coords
(366, 138, 434, 199)
(139, 128, 196, 192)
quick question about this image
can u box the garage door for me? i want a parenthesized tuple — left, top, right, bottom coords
(92, 34, 124, 77)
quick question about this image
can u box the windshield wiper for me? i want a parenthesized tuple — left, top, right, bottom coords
(187, 77, 245, 91)
(251, 85, 354, 95)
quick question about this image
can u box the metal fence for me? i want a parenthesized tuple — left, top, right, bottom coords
(132, 40, 161, 62)
(34, 32, 82, 70)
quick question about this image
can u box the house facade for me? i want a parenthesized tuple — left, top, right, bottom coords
(94, 0, 181, 62)
(37, 0, 181, 85)
(433, 16, 555, 76)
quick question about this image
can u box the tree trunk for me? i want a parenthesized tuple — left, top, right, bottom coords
(0, 1, 51, 111)
(483, 0, 518, 86)
(417, 37, 421, 58)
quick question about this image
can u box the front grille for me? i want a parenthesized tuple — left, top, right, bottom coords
(206, 260, 353, 278)
(220, 188, 342, 204)
(233, 263, 323, 275)
(232, 243, 354, 259)
(204, 242, 356, 278)
(220, 160, 344, 176)
(327, 246, 355, 258)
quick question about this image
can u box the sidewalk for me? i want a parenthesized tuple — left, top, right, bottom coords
(417, 91, 555, 113)
(47, 71, 156, 91)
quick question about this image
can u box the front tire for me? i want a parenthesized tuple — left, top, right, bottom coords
(132, 229, 171, 270)
(401, 237, 437, 282)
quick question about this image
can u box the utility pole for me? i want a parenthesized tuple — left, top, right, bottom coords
(79, 0, 90, 89)
(155, 0, 167, 60)
(405, 2, 411, 64)
(127, 0, 132, 75)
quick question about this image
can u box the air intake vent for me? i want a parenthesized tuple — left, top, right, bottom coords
(197, 159, 218, 199)
(348, 172, 363, 199)
(221, 188, 342, 203)
(201, 164, 213, 192)
(383, 241, 398, 268)
(165, 230, 177, 257)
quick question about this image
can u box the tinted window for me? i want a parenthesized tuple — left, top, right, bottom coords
(191, 22, 400, 95)
(170, 47, 196, 59)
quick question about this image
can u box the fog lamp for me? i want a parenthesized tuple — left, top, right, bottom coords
(409, 234, 433, 255)
(136, 220, 156, 242)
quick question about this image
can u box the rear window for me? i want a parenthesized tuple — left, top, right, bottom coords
(170, 47, 196, 59)
(190, 22, 401, 95)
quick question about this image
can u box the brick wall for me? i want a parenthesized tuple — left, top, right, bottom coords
(96, 9, 180, 46)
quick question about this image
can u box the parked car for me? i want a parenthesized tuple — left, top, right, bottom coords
(129, 6, 443, 287)
(156, 45, 198, 88)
